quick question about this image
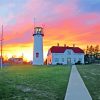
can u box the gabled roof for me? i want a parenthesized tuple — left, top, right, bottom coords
(49, 46, 84, 53)
(50, 46, 66, 53)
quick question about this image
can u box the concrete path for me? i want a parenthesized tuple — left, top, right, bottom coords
(64, 65, 92, 100)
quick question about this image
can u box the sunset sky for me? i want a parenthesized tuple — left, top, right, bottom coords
(0, 0, 100, 61)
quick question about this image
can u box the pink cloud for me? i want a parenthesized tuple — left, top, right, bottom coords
(1, 0, 99, 49)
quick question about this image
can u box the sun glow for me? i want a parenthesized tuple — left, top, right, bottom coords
(3, 43, 49, 61)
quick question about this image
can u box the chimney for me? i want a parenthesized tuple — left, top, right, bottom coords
(64, 44, 66, 47)
(73, 44, 75, 47)
(57, 43, 59, 46)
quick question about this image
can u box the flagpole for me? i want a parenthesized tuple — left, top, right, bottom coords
(1, 25, 3, 69)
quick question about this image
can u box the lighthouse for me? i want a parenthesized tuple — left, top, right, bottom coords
(33, 27, 44, 65)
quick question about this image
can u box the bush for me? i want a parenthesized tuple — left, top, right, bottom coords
(75, 61, 81, 65)
(56, 63, 63, 65)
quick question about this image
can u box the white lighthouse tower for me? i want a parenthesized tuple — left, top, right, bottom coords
(33, 27, 44, 65)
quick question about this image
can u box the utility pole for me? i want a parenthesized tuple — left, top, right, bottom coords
(1, 25, 3, 69)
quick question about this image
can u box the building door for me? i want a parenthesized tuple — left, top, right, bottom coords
(67, 58, 71, 65)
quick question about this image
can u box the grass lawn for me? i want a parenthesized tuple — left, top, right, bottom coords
(77, 64, 100, 100)
(0, 64, 71, 100)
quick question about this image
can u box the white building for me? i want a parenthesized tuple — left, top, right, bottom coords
(33, 27, 44, 65)
(8, 57, 23, 64)
(47, 45, 84, 65)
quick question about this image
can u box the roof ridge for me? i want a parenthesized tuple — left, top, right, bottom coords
(49, 46, 84, 53)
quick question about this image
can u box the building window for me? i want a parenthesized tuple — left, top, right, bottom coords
(67, 50, 71, 55)
(74, 58, 76, 63)
(55, 58, 59, 62)
(67, 58, 71, 64)
(62, 58, 64, 62)
(79, 58, 82, 62)
(36, 52, 39, 58)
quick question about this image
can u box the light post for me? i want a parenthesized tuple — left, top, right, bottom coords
(1, 25, 3, 69)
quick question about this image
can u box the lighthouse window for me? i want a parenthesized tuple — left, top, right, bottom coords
(36, 53, 39, 58)
(36, 29, 39, 33)
(39, 28, 41, 32)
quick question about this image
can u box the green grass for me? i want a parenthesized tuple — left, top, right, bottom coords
(77, 64, 100, 100)
(0, 65, 71, 100)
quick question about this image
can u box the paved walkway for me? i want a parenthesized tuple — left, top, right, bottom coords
(64, 65, 92, 100)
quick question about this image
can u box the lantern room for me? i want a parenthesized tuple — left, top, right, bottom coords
(33, 27, 44, 36)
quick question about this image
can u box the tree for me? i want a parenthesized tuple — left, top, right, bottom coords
(86, 45, 89, 54)
(44, 59, 47, 65)
(94, 45, 99, 54)
(89, 45, 94, 55)
(84, 45, 100, 63)
(94, 45, 100, 59)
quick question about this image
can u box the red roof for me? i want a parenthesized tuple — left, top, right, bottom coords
(49, 46, 84, 53)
